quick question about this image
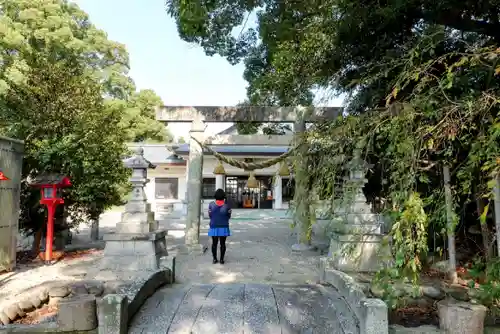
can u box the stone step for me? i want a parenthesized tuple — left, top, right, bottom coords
(273, 284, 359, 334)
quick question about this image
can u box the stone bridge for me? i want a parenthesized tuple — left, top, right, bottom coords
(129, 283, 358, 334)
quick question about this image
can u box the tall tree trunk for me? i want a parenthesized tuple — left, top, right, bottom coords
(443, 165, 458, 283)
(90, 218, 99, 241)
(494, 174, 500, 257)
(475, 183, 492, 261)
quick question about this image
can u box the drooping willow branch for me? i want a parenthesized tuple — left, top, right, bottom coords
(190, 136, 298, 170)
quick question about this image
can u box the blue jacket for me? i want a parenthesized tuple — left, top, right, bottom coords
(208, 201, 231, 228)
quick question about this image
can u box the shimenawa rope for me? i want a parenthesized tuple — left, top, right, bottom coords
(190, 136, 298, 171)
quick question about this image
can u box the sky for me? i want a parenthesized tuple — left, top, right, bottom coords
(75, 0, 343, 139)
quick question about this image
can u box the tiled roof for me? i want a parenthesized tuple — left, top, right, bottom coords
(216, 124, 238, 135)
(127, 143, 174, 163)
(173, 144, 289, 155)
(127, 142, 290, 164)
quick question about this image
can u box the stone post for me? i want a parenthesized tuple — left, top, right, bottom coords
(185, 119, 206, 253)
(182, 159, 189, 216)
(98, 148, 169, 274)
(273, 174, 283, 209)
(291, 114, 314, 252)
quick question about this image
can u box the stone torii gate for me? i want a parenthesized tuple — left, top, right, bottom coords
(156, 106, 342, 253)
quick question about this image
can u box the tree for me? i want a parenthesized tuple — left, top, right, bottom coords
(1, 55, 130, 249)
(165, 0, 499, 108)
(121, 89, 173, 143)
(166, 0, 500, 303)
(0, 0, 166, 139)
(0, 0, 132, 98)
(0, 0, 167, 251)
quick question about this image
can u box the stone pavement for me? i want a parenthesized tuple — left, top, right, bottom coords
(174, 220, 320, 285)
(129, 283, 359, 334)
(128, 218, 359, 333)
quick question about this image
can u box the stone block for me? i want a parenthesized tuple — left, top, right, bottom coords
(160, 255, 176, 283)
(0, 311, 10, 325)
(124, 201, 151, 213)
(312, 220, 332, 251)
(329, 233, 391, 272)
(438, 299, 487, 334)
(115, 219, 156, 234)
(103, 237, 166, 257)
(98, 294, 128, 334)
(318, 257, 332, 282)
(100, 231, 168, 272)
(103, 230, 166, 242)
(99, 254, 162, 271)
(48, 286, 70, 298)
(320, 268, 389, 334)
(330, 217, 383, 235)
(363, 298, 389, 334)
(4, 304, 23, 321)
(17, 299, 35, 313)
(57, 295, 98, 331)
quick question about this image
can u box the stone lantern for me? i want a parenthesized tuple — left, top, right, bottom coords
(98, 148, 174, 277)
(327, 148, 391, 272)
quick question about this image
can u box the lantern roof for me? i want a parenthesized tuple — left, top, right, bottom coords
(123, 147, 156, 169)
(28, 173, 71, 187)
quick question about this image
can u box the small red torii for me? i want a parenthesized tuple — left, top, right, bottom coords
(28, 174, 71, 264)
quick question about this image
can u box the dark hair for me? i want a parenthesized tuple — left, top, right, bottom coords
(214, 188, 226, 201)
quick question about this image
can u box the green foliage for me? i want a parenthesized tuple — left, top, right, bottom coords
(1, 56, 130, 231)
(167, 0, 500, 299)
(391, 193, 429, 282)
(121, 89, 173, 143)
(166, 0, 500, 107)
(0, 0, 169, 235)
(468, 258, 500, 308)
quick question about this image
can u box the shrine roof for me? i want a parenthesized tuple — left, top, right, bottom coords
(127, 144, 174, 164)
(28, 174, 71, 187)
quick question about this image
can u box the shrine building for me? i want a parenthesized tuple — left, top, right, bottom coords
(128, 124, 295, 218)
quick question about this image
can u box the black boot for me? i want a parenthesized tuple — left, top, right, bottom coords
(213, 258, 219, 264)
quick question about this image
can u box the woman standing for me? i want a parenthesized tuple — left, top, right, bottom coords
(208, 188, 232, 264)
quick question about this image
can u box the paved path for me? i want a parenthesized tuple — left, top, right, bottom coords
(128, 218, 359, 334)
(129, 283, 359, 334)
(173, 220, 321, 285)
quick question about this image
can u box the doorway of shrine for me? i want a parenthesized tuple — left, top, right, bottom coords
(225, 176, 274, 209)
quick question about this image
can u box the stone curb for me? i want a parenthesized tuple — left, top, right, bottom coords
(97, 267, 174, 334)
(319, 257, 388, 334)
(0, 323, 96, 333)
(0, 280, 105, 333)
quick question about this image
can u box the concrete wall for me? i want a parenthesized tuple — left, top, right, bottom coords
(0, 136, 24, 272)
